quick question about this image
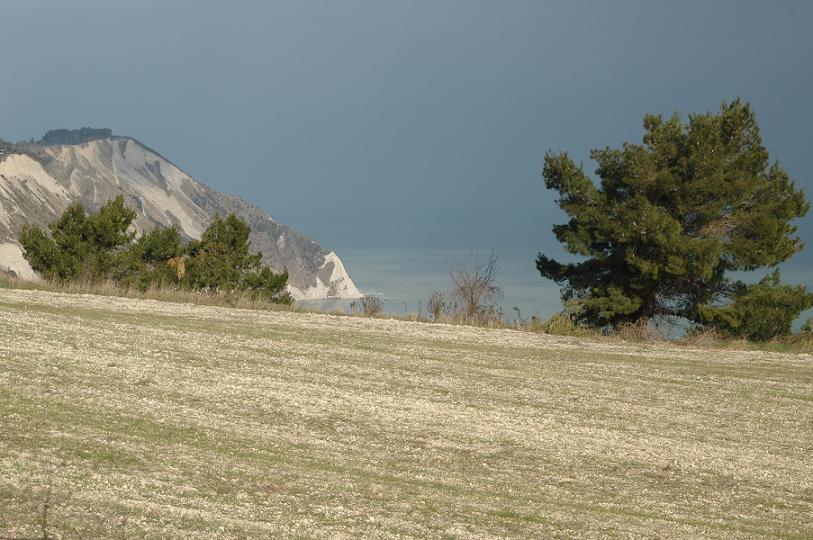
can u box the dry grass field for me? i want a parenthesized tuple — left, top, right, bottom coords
(1, 288, 811, 538)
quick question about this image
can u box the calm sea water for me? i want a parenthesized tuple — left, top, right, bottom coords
(300, 247, 564, 322)
(300, 247, 813, 329)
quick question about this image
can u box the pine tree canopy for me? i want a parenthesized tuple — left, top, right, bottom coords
(537, 99, 812, 335)
(20, 200, 291, 304)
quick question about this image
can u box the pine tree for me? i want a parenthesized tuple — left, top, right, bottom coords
(186, 213, 291, 303)
(20, 203, 291, 303)
(186, 214, 258, 291)
(537, 99, 811, 336)
(20, 196, 136, 281)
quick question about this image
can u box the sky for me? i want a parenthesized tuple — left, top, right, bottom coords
(2, 0, 813, 274)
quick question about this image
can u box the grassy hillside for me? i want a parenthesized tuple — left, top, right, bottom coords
(0, 288, 811, 538)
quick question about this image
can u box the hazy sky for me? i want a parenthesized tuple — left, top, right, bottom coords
(3, 0, 812, 265)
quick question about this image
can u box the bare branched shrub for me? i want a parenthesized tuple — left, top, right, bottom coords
(511, 306, 523, 327)
(354, 294, 383, 316)
(426, 290, 452, 321)
(449, 248, 502, 324)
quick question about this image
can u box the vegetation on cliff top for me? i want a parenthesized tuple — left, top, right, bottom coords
(36, 127, 113, 145)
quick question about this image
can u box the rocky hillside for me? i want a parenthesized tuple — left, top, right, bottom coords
(0, 134, 360, 299)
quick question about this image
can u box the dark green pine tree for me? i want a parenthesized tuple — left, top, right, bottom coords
(20, 196, 136, 281)
(185, 213, 291, 303)
(537, 99, 811, 337)
(185, 214, 259, 291)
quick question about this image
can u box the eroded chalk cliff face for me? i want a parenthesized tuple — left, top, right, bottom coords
(0, 137, 361, 299)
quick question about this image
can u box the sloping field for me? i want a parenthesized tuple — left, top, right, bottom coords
(0, 288, 811, 539)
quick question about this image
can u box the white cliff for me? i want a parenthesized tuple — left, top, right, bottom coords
(0, 136, 361, 300)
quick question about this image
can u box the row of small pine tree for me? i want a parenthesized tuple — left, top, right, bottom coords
(19, 196, 291, 304)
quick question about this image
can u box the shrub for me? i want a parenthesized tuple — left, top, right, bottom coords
(611, 318, 661, 342)
(449, 248, 502, 324)
(698, 270, 813, 341)
(20, 196, 136, 281)
(538, 301, 598, 337)
(20, 201, 291, 304)
(352, 294, 383, 316)
(539, 313, 597, 337)
(426, 290, 453, 321)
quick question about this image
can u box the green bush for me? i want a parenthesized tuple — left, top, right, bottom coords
(20, 197, 136, 281)
(698, 270, 813, 341)
(539, 301, 598, 337)
(20, 199, 291, 304)
(185, 214, 291, 303)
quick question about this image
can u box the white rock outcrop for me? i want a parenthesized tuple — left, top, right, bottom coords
(0, 137, 361, 299)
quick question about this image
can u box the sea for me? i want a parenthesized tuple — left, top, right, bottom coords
(300, 246, 578, 323)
